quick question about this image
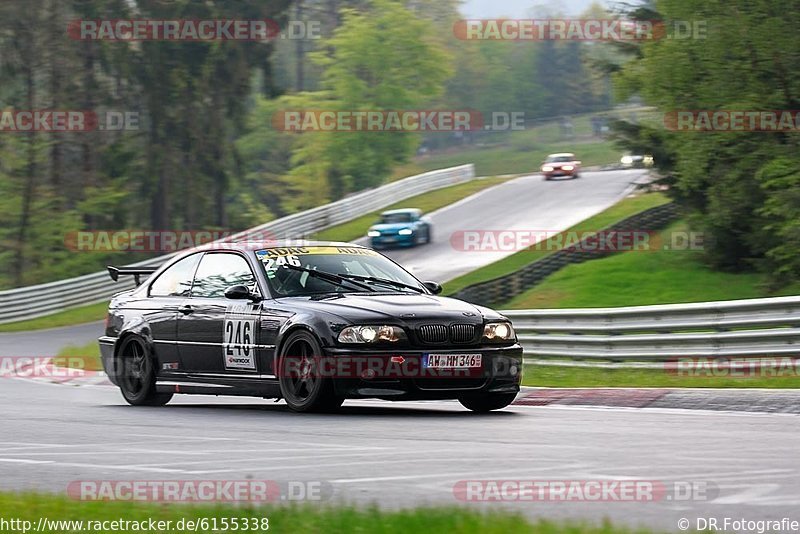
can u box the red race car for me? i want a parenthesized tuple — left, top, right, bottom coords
(541, 153, 581, 180)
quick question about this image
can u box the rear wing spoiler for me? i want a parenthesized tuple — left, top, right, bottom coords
(107, 266, 158, 285)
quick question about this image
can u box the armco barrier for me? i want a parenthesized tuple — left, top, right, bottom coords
(0, 164, 474, 324)
(502, 295, 800, 361)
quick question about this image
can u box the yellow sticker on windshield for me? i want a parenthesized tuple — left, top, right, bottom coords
(256, 246, 378, 259)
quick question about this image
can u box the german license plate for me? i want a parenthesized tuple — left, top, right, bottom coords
(423, 353, 482, 369)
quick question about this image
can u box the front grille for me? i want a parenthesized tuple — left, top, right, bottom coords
(418, 324, 448, 344)
(417, 324, 479, 345)
(451, 324, 478, 344)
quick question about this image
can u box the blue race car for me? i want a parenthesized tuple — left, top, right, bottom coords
(367, 208, 432, 248)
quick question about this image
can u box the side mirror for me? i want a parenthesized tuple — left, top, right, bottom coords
(423, 281, 443, 295)
(225, 285, 261, 302)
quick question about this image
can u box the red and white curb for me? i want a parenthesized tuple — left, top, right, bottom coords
(0, 358, 113, 388)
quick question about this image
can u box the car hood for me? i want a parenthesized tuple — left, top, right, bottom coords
(279, 293, 505, 324)
(369, 222, 414, 232)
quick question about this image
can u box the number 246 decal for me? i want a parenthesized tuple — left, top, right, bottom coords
(225, 320, 252, 356)
(263, 255, 301, 270)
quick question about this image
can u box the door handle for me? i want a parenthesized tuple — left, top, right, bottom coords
(178, 305, 194, 315)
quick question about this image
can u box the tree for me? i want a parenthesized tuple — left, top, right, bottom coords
(282, 0, 453, 207)
(615, 0, 800, 281)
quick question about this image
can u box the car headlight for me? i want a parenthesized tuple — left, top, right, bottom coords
(621, 155, 633, 165)
(562, 165, 574, 171)
(482, 322, 516, 342)
(398, 228, 413, 236)
(542, 166, 553, 172)
(367, 230, 381, 238)
(338, 325, 406, 344)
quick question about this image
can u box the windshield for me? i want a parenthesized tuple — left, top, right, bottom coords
(545, 155, 575, 163)
(380, 213, 414, 224)
(256, 246, 425, 297)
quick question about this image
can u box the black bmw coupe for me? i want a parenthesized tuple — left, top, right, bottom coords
(100, 242, 523, 413)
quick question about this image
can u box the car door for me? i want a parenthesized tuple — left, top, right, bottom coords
(142, 252, 202, 372)
(177, 252, 261, 374)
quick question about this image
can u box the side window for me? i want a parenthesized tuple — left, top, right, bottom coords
(191, 253, 256, 299)
(149, 254, 201, 297)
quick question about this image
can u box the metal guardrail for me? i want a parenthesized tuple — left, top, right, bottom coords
(0, 164, 475, 324)
(503, 296, 800, 361)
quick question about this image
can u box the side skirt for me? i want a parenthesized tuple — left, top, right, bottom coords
(155, 374, 281, 398)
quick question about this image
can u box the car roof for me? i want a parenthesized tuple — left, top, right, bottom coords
(380, 208, 421, 216)
(547, 153, 576, 158)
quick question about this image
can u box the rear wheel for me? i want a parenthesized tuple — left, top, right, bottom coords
(458, 392, 517, 413)
(277, 331, 343, 413)
(116, 336, 172, 406)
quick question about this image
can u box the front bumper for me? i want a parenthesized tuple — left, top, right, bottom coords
(370, 234, 416, 248)
(543, 168, 577, 178)
(99, 336, 119, 386)
(322, 344, 523, 400)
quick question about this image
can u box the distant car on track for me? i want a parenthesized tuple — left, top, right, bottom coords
(100, 242, 522, 413)
(541, 153, 581, 180)
(367, 208, 432, 248)
(620, 153, 654, 169)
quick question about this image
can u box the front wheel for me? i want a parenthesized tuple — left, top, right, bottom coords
(458, 392, 517, 413)
(417, 227, 432, 245)
(277, 331, 344, 413)
(116, 336, 173, 406)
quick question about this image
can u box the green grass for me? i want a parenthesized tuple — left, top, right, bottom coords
(395, 140, 619, 179)
(314, 176, 513, 242)
(504, 220, 800, 309)
(0, 301, 107, 333)
(444, 193, 671, 296)
(53, 341, 102, 372)
(393, 139, 619, 180)
(392, 112, 625, 179)
(523, 364, 800, 388)
(0, 492, 669, 534)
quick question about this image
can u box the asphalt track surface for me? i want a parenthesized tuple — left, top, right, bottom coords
(376, 169, 647, 283)
(0, 169, 647, 358)
(1, 378, 798, 532)
(6, 168, 797, 531)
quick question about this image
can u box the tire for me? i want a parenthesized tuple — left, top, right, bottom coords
(425, 227, 432, 244)
(277, 330, 344, 413)
(417, 227, 431, 245)
(116, 336, 173, 406)
(458, 392, 517, 413)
